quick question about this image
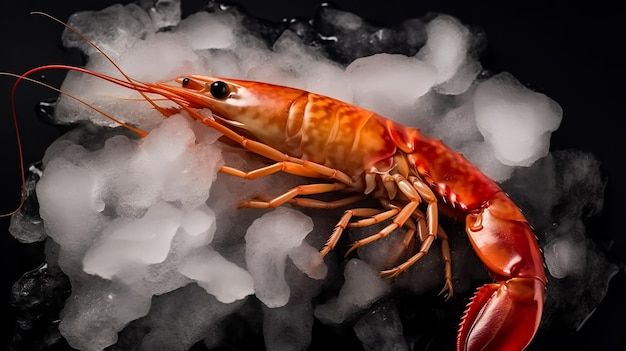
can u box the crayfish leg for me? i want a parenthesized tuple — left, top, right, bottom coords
(379, 220, 453, 298)
(320, 208, 386, 257)
(238, 182, 349, 209)
(220, 162, 323, 179)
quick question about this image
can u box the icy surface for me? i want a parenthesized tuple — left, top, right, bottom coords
(314, 259, 391, 324)
(62, 3, 158, 58)
(83, 202, 184, 279)
(354, 300, 409, 351)
(417, 15, 480, 94)
(474, 73, 563, 168)
(59, 279, 152, 351)
(114, 283, 245, 351)
(6, 2, 613, 351)
(179, 247, 254, 304)
(262, 259, 325, 351)
(534, 151, 615, 330)
(139, 0, 182, 30)
(245, 207, 321, 308)
(53, 3, 561, 184)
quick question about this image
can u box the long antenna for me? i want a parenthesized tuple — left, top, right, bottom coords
(1, 12, 158, 217)
(30, 12, 169, 115)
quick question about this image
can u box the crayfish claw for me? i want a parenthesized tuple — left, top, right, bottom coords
(457, 278, 544, 351)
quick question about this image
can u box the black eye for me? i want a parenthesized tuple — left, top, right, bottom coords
(182, 77, 190, 87)
(210, 81, 229, 99)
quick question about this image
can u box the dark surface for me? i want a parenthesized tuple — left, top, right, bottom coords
(1, 0, 625, 350)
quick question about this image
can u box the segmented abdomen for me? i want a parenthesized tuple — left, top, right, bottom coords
(282, 91, 506, 214)
(388, 121, 504, 212)
(287, 93, 398, 177)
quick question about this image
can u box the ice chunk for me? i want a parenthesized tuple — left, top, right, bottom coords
(245, 207, 316, 308)
(461, 140, 515, 182)
(8, 263, 71, 351)
(324, 8, 363, 30)
(62, 3, 155, 58)
(474, 73, 563, 167)
(32, 105, 226, 350)
(177, 11, 239, 50)
(545, 231, 585, 279)
(261, 262, 324, 351)
(315, 7, 426, 64)
(314, 259, 390, 324)
(270, 30, 352, 102)
(520, 150, 615, 332)
(139, 0, 182, 30)
(349, 221, 409, 271)
(37, 157, 104, 254)
(346, 53, 436, 123)
(392, 241, 455, 296)
(8, 168, 47, 244)
(115, 284, 244, 351)
(354, 300, 409, 351)
(82, 202, 183, 280)
(430, 104, 481, 149)
(500, 153, 557, 228)
(288, 242, 328, 280)
(181, 206, 216, 238)
(417, 15, 479, 94)
(116, 31, 199, 82)
(112, 114, 223, 216)
(178, 248, 254, 303)
(59, 279, 152, 351)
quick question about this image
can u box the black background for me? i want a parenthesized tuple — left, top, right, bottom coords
(1, 0, 625, 350)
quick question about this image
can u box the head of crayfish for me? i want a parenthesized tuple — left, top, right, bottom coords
(147, 75, 306, 138)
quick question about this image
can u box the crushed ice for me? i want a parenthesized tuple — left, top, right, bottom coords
(8, 1, 615, 350)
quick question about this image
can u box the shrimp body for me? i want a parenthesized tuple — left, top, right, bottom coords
(4, 13, 546, 351)
(158, 77, 398, 180)
(7, 68, 546, 351)
(145, 75, 546, 351)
